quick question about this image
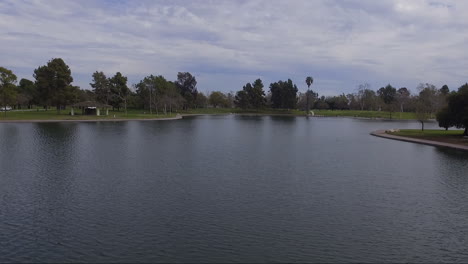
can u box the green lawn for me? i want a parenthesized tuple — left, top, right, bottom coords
(181, 108, 416, 119)
(0, 108, 177, 121)
(313, 110, 417, 119)
(389, 129, 468, 146)
(0, 107, 419, 121)
(179, 108, 304, 115)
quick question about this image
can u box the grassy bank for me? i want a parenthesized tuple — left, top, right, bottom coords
(181, 108, 417, 119)
(0, 108, 178, 121)
(313, 110, 417, 119)
(389, 129, 468, 146)
(0, 107, 419, 121)
(178, 108, 303, 115)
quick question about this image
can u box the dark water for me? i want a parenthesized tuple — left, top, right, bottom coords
(1, 115, 468, 263)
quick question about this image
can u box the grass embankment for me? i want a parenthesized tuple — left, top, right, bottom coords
(0, 107, 418, 121)
(389, 129, 468, 146)
(180, 108, 417, 119)
(0, 108, 178, 121)
(313, 110, 417, 119)
(178, 108, 304, 115)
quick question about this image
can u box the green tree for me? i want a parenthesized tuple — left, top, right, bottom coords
(415, 100, 431, 131)
(226, 92, 235, 108)
(315, 96, 329, 110)
(33, 58, 74, 113)
(195, 92, 208, 108)
(305, 76, 313, 114)
(249, 79, 266, 109)
(176, 72, 198, 110)
(0, 67, 18, 116)
(440, 84, 450, 95)
(442, 83, 468, 135)
(356, 83, 370, 110)
(356, 84, 377, 111)
(417, 83, 441, 118)
(377, 84, 397, 118)
(438, 84, 450, 111)
(109, 72, 130, 114)
(346, 93, 360, 110)
(325, 94, 349, 110)
(66, 85, 81, 106)
(436, 107, 454, 131)
(234, 79, 266, 109)
(153, 75, 174, 114)
(164, 81, 184, 113)
(135, 75, 160, 114)
(298, 90, 318, 110)
(136, 75, 182, 114)
(234, 90, 249, 109)
(396, 87, 410, 112)
(269, 79, 298, 109)
(17, 78, 37, 109)
(90, 71, 111, 105)
(415, 84, 439, 131)
(209, 91, 228, 108)
(77, 89, 96, 102)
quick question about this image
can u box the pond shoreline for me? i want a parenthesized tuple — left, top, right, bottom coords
(370, 129, 468, 151)
(0, 115, 184, 123)
(0, 112, 434, 123)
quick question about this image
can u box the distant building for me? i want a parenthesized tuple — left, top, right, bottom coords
(71, 101, 112, 116)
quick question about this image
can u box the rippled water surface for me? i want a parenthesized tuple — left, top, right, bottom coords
(1, 116, 468, 263)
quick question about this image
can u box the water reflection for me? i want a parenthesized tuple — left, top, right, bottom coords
(435, 147, 468, 161)
(269, 115, 297, 122)
(1, 117, 468, 263)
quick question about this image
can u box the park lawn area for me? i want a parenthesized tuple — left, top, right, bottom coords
(181, 108, 413, 119)
(180, 108, 304, 115)
(389, 129, 468, 146)
(179, 108, 236, 115)
(0, 108, 177, 121)
(314, 109, 417, 119)
(1, 107, 418, 121)
(233, 108, 304, 115)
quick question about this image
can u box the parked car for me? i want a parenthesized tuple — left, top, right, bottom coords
(1, 106, 12, 111)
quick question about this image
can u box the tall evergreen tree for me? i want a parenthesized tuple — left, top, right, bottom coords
(270, 79, 298, 109)
(234, 90, 250, 109)
(90, 71, 110, 104)
(109, 72, 130, 114)
(176, 72, 198, 109)
(234, 79, 266, 109)
(250, 79, 266, 109)
(33, 58, 74, 113)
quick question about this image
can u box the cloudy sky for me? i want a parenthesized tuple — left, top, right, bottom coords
(1, 0, 467, 95)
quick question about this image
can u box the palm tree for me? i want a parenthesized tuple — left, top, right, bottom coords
(305, 76, 314, 115)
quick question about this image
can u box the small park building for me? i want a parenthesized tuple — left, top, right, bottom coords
(71, 101, 112, 116)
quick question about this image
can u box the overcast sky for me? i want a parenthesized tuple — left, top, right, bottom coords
(1, 0, 467, 96)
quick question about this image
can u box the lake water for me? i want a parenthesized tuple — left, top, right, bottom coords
(1, 115, 468, 263)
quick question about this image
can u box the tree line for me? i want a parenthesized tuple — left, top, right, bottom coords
(436, 83, 468, 135)
(0, 58, 304, 114)
(0, 58, 224, 114)
(1, 58, 467, 134)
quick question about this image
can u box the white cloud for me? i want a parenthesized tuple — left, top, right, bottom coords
(0, 0, 467, 94)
